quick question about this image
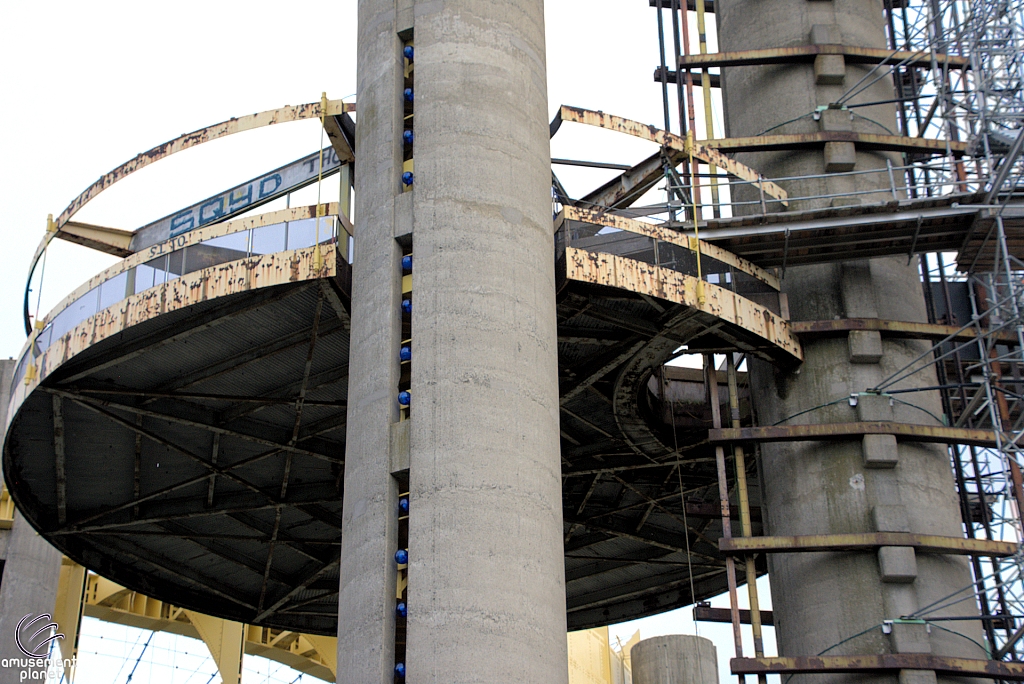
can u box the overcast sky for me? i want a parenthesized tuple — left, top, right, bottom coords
(1, 1, 770, 680)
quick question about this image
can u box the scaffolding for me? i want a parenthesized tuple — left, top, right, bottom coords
(646, 0, 1024, 670)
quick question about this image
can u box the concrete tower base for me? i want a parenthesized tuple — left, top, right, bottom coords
(631, 635, 718, 684)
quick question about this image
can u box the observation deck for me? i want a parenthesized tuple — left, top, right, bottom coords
(9, 98, 1009, 636)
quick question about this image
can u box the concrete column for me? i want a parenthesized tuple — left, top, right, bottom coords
(717, 0, 984, 679)
(336, 3, 405, 682)
(0, 359, 64, 682)
(630, 635, 718, 684)
(404, 1, 567, 683)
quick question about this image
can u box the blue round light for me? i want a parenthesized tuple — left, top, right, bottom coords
(399, 497, 410, 513)
(402, 172, 414, 186)
(395, 662, 406, 678)
(403, 46, 414, 60)
(395, 549, 408, 564)
(396, 601, 407, 617)
(402, 299, 412, 314)
(402, 255, 412, 271)
(403, 130, 414, 146)
(398, 391, 411, 406)
(404, 88, 414, 102)
(400, 346, 412, 362)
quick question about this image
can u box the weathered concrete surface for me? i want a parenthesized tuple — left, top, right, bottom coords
(717, 0, 985, 681)
(0, 359, 63, 683)
(337, 3, 404, 682)
(405, 0, 568, 682)
(631, 635, 718, 684)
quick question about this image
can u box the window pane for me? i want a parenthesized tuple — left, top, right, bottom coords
(99, 272, 129, 311)
(167, 249, 184, 280)
(252, 223, 286, 255)
(287, 218, 334, 250)
(59, 286, 100, 335)
(188, 231, 249, 272)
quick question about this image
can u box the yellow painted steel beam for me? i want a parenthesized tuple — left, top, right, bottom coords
(58, 221, 135, 258)
(733, 655, 1024, 680)
(709, 422, 1000, 447)
(563, 206, 780, 290)
(719, 533, 1017, 557)
(678, 45, 970, 70)
(790, 318, 1020, 344)
(558, 105, 789, 206)
(565, 247, 803, 362)
(701, 131, 969, 155)
(72, 565, 336, 681)
(184, 610, 245, 684)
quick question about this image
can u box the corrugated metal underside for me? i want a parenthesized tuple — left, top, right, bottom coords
(557, 268, 765, 631)
(7, 261, 767, 635)
(6, 280, 348, 635)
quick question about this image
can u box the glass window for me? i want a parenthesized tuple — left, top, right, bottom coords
(51, 286, 99, 339)
(99, 271, 129, 311)
(252, 223, 286, 255)
(136, 256, 167, 293)
(35, 324, 52, 353)
(187, 231, 249, 272)
(286, 218, 334, 250)
(167, 249, 184, 280)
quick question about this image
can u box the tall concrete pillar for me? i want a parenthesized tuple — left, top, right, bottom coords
(630, 635, 718, 684)
(336, 2, 405, 682)
(717, 0, 985, 678)
(342, 1, 566, 683)
(0, 359, 64, 682)
(405, 1, 567, 682)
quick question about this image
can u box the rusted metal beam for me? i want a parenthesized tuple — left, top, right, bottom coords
(702, 132, 968, 155)
(648, 0, 715, 13)
(566, 248, 803, 362)
(791, 318, 1019, 344)
(578, 150, 683, 210)
(55, 101, 354, 229)
(559, 105, 789, 204)
(709, 422, 999, 447)
(59, 220, 134, 257)
(694, 604, 774, 626)
(563, 206, 780, 289)
(719, 533, 1017, 557)
(732, 655, 1024, 680)
(677, 45, 969, 70)
(653, 68, 721, 88)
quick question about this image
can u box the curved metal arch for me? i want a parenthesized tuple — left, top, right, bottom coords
(565, 247, 803, 364)
(555, 105, 789, 206)
(24, 99, 354, 334)
(563, 206, 780, 290)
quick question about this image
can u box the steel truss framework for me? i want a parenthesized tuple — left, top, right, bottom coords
(643, 0, 1024, 672)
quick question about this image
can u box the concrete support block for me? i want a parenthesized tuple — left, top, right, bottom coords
(631, 635, 718, 684)
(824, 142, 856, 172)
(878, 546, 918, 583)
(815, 55, 846, 85)
(872, 505, 910, 533)
(389, 420, 410, 474)
(818, 108, 853, 133)
(396, 0, 413, 34)
(849, 329, 883, 363)
(810, 25, 840, 44)
(899, 670, 938, 684)
(857, 393, 894, 422)
(862, 434, 898, 468)
(394, 191, 413, 241)
(889, 621, 930, 652)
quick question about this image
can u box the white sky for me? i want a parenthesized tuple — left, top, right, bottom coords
(1, 1, 770, 681)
